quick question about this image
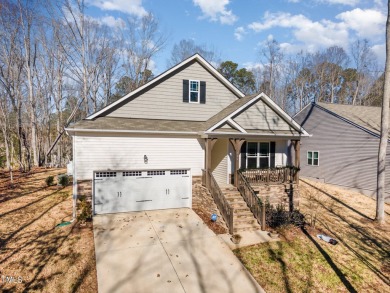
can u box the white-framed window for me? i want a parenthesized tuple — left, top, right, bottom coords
(189, 80, 199, 103)
(246, 142, 270, 169)
(307, 151, 319, 166)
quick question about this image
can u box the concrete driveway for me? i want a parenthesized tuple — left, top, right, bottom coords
(93, 208, 264, 293)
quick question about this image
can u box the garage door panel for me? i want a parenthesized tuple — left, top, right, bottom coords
(93, 169, 191, 214)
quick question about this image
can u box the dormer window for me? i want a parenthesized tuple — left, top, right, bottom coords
(183, 79, 206, 104)
(189, 80, 199, 103)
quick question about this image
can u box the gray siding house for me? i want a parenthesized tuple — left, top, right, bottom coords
(66, 54, 309, 233)
(294, 102, 390, 201)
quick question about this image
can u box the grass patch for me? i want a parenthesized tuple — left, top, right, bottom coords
(0, 168, 97, 293)
(234, 179, 390, 293)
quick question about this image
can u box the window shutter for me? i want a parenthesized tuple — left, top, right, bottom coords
(240, 142, 247, 169)
(270, 141, 276, 168)
(200, 81, 206, 104)
(183, 80, 189, 103)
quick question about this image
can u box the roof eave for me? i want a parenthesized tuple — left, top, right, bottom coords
(65, 128, 198, 136)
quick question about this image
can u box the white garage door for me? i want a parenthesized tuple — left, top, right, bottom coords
(93, 169, 191, 214)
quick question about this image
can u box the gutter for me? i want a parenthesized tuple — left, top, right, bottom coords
(65, 128, 199, 135)
(201, 131, 311, 139)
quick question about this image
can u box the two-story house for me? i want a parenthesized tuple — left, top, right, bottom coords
(66, 54, 308, 233)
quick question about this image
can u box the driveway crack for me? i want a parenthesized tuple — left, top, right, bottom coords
(145, 211, 187, 293)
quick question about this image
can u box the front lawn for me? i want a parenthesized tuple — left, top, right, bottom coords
(0, 168, 97, 293)
(234, 179, 390, 293)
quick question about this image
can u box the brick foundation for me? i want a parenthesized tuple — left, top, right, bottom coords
(253, 183, 299, 210)
(77, 180, 92, 201)
(192, 176, 228, 231)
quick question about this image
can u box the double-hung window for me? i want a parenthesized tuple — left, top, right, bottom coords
(189, 80, 199, 103)
(307, 151, 319, 166)
(246, 142, 270, 169)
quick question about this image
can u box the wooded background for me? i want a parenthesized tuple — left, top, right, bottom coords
(0, 0, 384, 173)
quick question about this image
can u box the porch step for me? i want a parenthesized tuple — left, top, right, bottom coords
(233, 222, 262, 233)
(229, 201, 249, 209)
(225, 195, 245, 203)
(217, 185, 262, 234)
(234, 217, 258, 225)
(233, 210, 254, 218)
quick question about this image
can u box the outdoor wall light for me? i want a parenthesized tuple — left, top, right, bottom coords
(144, 155, 148, 164)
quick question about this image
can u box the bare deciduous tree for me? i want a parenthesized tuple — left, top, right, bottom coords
(376, 1, 389, 224)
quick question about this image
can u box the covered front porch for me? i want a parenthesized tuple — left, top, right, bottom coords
(197, 92, 308, 234)
(201, 135, 301, 234)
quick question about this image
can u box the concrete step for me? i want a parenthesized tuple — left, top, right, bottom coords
(223, 191, 241, 197)
(233, 223, 261, 233)
(230, 201, 249, 209)
(234, 217, 259, 225)
(226, 197, 246, 204)
(233, 210, 254, 218)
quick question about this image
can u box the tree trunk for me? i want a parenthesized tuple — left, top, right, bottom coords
(376, 1, 390, 224)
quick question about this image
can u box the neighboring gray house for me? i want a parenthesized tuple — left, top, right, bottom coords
(294, 102, 390, 201)
(66, 54, 308, 233)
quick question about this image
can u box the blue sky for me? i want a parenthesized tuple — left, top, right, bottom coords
(85, 0, 387, 74)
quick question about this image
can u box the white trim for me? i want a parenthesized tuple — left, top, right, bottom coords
(72, 135, 77, 221)
(203, 132, 303, 139)
(189, 80, 200, 103)
(86, 54, 245, 120)
(65, 128, 198, 135)
(246, 142, 270, 169)
(227, 118, 247, 133)
(307, 150, 319, 166)
(206, 92, 310, 136)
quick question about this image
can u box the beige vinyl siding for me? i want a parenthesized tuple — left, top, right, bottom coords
(275, 140, 288, 167)
(107, 61, 238, 121)
(211, 138, 228, 184)
(295, 104, 390, 199)
(74, 133, 204, 180)
(233, 100, 295, 131)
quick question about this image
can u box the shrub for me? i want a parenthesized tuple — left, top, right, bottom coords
(45, 176, 54, 186)
(265, 203, 304, 229)
(77, 198, 92, 222)
(58, 174, 69, 186)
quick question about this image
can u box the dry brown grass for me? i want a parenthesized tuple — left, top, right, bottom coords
(235, 179, 390, 293)
(0, 168, 97, 293)
(299, 179, 390, 291)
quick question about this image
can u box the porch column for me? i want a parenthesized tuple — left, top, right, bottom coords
(293, 140, 301, 184)
(205, 138, 217, 189)
(229, 138, 245, 187)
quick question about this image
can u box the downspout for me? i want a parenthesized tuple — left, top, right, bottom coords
(71, 134, 77, 222)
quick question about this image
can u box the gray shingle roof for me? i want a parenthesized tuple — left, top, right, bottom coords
(68, 117, 204, 132)
(68, 95, 259, 133)
(316, 102, 389, 137)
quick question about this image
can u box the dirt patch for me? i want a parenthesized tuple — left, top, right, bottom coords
(193, 208, 227, 234)
(0, 168, 97, 293)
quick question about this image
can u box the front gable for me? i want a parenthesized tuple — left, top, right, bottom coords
(206, 93, 308, 136)
(88, 54, 244, 122)
(232, 99, 294, 132)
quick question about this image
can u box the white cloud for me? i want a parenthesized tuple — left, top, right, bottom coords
(100, 15, 126, 28)
(234, 26, 246, 41)
(243, 62, 263, 71)
(318, 0, 359, 5)
(371, 43, 385, 67)
(336, 8, 386, 38)
(193, 0, 237, 25)
(86, 0, 147, 17)
(248, 12, 349, 49)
